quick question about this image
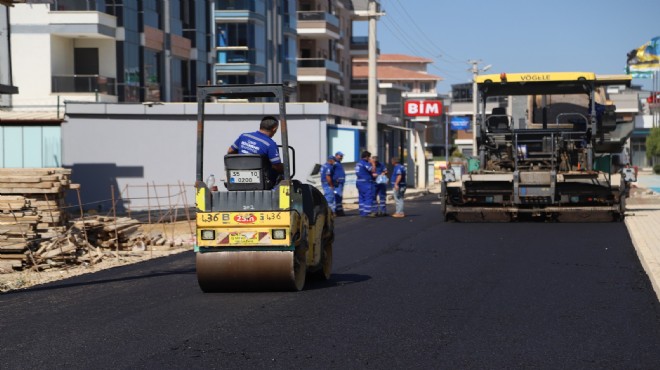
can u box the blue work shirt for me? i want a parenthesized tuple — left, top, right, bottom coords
(390, 164, 406, 186)
(333, 159, 345, 184)
(320, 162, 335, 185)
(230, 131, 281, 164)
(375, 161, 386, 175)
(355, 159, 374, 182)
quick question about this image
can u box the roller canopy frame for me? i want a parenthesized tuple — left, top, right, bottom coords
(195, 84, 296, 187)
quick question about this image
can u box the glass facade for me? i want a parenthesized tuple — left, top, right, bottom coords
(215, 0, 296, 87)
(144, 49, 161, 101)
(142, 0, 162, 29)
(48, 0, 211, 102)
(118, 2, 141, 102)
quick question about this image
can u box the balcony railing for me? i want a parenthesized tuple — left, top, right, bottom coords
(50, 0, 105, 11)
(297, 58, 340, 73)
(350, 36, 379, 52)
(351, 36, 369, 45)
(297, 11, 340, 27)
(52, 75, 116, 95)
(215, 0, 256, 11)
(216, 49, 255, 64)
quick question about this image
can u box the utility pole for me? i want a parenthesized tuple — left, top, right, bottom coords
(468, 60, 491, 156)
(367, 0, 384, 156)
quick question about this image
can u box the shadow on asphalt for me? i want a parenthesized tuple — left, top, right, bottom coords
(5, 267, 196, 295)
(305, 273, 371, 290)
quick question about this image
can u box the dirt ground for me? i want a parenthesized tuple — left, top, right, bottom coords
(628, 185, 660, 206)
(0, 220, 196, 293)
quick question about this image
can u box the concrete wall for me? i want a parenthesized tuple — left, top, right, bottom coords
(62, 102, 336, 212)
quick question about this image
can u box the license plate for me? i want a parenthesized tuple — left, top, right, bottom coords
(229, 232, 259, 244)
(229, 170, 261, 184)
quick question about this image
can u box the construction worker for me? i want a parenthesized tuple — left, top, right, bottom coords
(320, 156, 337, 214)
(390, 156, 407, 218)
(372, 156, 388, 216)
(227, 116, 283, 184)
(332, 151, 346, 216)
(355, 150, 376, 217)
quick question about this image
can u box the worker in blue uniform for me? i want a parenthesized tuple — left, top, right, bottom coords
(320, 156, 336, 214)
(355, 150, 377, 217)
(372, 156, 388, 216)
(227, 116, 283, 184)
(332, 151, 346, 216)
(390, 156, 407, 218)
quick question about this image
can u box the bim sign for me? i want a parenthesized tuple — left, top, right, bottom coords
(404, 100, 443, 117)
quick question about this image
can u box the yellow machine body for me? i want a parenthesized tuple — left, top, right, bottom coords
(194, 85, 333, 291)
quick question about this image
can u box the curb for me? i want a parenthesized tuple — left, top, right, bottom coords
(625, 209, 660, 302)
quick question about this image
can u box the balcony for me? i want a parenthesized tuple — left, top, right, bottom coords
(350, 36, 379, 57)
(214, 0, 265, 22)
(297, 58, 341, 85)
(52, 75, 116, 96)
(351, 79, 368, 93)
(48, 5, 116, 39)
(297, 11, 340, 40)
(214, 48, 264, 76)
(50, 0, 105, 11)
(216, 48, 255, 64)
(215, 0, 258, 11)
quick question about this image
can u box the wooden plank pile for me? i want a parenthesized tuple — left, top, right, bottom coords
(0, 168, 190, 273)
(0, 168, 75, 272)
(22, 216, 184, 271)
(31, 216, 142, 268)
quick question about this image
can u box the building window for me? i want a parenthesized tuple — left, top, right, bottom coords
(144, 50, 162, 101)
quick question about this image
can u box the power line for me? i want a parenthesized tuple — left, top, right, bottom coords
(378, 0, 472, 84)
(376, 23, 466, 84)
(386, 0, 466, 64)
(378, 19, 468, 82)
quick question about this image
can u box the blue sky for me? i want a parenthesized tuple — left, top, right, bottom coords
(353, 0, 659, 93)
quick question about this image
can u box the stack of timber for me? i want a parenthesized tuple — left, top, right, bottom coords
(0, 213, 186, 273)
(30, 216, 142, 269)
(0, 168, 76, 272)
(24, 216, 186, 271)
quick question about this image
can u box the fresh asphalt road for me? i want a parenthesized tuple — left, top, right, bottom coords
(2, 195, 660, 369)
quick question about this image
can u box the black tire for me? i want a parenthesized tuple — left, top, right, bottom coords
(292, 217, 309, 291)
(293, 248, 307, 291)
(440, 182, 449, 222)
(311, 228, 333, 281)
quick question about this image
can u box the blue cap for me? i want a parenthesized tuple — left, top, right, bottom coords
(328, 155, 336, 161)
(335, 151, 344, 156)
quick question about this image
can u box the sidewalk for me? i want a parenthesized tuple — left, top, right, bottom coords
(625, 171, 660, 301)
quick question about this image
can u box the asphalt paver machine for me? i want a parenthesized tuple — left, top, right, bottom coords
(194, 84, 334, 291)
(441, 72, 637, 222)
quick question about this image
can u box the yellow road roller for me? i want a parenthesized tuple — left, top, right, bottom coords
(194, 84, 334, 291)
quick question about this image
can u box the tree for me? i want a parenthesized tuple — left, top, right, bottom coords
(646, 127, 660, 159)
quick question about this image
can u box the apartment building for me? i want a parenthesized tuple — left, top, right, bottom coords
(351, 53, 442, 116)
(9, 0, 213, 109)
(1, 0, 213, 168)
(296, 0, 355, 105)
(214, 0, 297, 91)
